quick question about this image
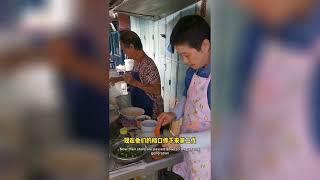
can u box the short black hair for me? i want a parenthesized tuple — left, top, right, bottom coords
(170, 15, 210, 51)
(120, 30, 143, 50)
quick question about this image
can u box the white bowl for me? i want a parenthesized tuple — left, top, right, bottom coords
(135, 115, 151, 128)
(119, 107, 145, 120)
(141, 120, 157, 132)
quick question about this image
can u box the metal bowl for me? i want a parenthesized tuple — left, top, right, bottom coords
(111, 141, 147, 164)
(119, 107, 145, 120)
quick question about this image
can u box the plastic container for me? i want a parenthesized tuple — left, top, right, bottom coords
(120, 82, 128, 95)
(124, 59, 134, 71)
(135, 115, 152, 128)
(141, 120, 157, 132)
(118, 127, 129, 141)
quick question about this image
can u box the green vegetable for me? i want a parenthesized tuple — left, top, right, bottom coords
(113, 144, 145, 159)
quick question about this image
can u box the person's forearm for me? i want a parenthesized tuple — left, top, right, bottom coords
(110, 76, 124, 83)
(133, 81, 161, 95)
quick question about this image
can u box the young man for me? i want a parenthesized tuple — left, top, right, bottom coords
(157, 15, 212, 180)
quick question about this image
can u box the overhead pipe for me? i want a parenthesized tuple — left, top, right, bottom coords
(113, 10, 160, 21)
(110, 0, 129, 11)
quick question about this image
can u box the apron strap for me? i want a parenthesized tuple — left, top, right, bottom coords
(207, 73, 212, 81)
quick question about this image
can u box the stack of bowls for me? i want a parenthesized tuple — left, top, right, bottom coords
(119, 107, 145, 127)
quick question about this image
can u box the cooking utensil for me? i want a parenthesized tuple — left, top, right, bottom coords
(111, 141, 147, 164)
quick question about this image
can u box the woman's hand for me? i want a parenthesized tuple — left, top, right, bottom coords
(109, 77, 117, 86)
(123, 73, 136, 86)
(157, 112, 177, 127)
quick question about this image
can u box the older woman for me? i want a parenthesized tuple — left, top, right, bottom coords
(110, 30, 164, 119)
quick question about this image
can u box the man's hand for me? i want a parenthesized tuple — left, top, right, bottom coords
(157, 112, 177, 127)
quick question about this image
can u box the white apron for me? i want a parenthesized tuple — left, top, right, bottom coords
(173, 73, 212, 180)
